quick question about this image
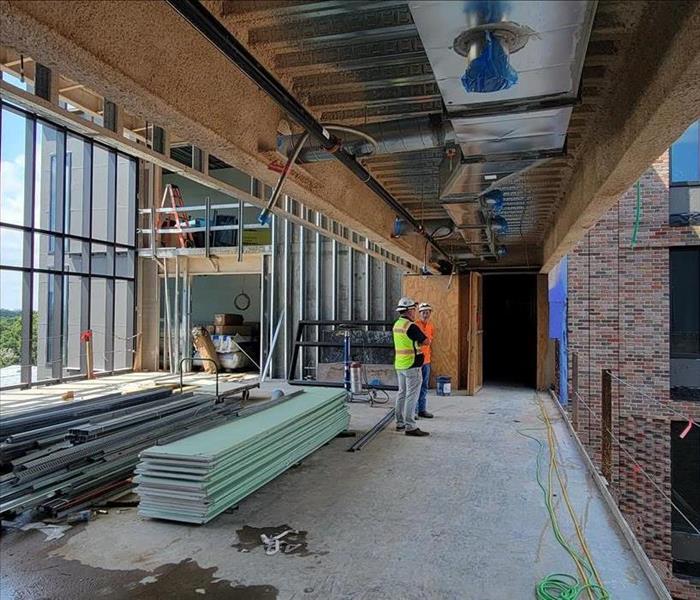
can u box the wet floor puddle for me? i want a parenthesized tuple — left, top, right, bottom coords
(232, 524, 314, 556)
(129, 559, 278, 599)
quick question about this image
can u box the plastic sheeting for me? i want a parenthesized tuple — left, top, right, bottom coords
(461, 32, 518, 93)
(483, 189, 505, 213)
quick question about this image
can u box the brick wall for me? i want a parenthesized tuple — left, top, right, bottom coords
(568, 151, 700, 599)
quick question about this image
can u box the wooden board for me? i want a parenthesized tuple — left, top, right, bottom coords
(403, 274, 469, 390)
(466, 272, 483, 395)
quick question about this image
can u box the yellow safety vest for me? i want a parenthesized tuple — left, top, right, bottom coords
(393, 317, 421, 370)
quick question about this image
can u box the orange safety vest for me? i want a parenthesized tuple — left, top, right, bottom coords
(415, 320, 434, 364)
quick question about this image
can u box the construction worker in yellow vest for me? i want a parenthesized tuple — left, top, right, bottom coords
(393, 297, 429, 437)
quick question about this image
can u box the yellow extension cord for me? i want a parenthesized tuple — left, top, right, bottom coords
(534, 394, 610, 599)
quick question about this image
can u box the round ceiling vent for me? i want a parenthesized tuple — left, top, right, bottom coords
(453, 22, 538, 57)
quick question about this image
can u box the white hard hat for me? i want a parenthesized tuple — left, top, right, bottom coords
(418, 302, 432, 312)
(396, 296, 417, 311)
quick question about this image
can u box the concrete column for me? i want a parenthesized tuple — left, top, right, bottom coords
(136, 258, 160, 371)
(135, 159, 164, 371)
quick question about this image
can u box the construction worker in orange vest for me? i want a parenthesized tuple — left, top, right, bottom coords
(414, 302, 434, 419)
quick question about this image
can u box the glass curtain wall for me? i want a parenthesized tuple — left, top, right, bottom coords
(0, 102, 137, 388)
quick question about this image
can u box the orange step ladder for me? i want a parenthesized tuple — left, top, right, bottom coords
(157, 184, 195, 248)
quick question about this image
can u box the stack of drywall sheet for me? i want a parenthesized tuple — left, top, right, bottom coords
(0, 392, 246, 517)
(135, 389, 348, 524)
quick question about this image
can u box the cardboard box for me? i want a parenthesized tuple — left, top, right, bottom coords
(214, 313, 243, 326)
(214, 324, 259, 336)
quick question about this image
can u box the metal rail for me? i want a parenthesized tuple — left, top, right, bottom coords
(287, 320, 398, 391)
(179, 357, 219, 398)
(347, 408, 396, 452)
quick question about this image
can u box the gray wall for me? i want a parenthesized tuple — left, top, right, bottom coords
(263, 204, 405, 380)
(190, 274, 261, 327)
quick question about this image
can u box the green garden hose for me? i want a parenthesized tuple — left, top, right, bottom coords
(631, 179, 642, 248)
(518, 397, 611, 600)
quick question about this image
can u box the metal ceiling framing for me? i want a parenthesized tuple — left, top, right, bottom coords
(166, 0, 454, 265)
(181, 0, 643, 268)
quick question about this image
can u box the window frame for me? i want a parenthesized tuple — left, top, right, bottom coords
(669, 121, 700, 188)
(0, 101, 138, 390)
(670, 247, 700, 362)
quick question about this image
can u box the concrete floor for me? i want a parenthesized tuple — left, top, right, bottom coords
(0, 385, 658, 599)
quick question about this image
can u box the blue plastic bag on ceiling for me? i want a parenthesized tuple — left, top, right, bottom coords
(461, 31, 518, 93)
(482, 189, 505, 213)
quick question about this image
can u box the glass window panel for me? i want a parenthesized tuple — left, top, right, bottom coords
(1, 71, 33, 93)
(1, 107, 31, 226)
(1, 106, 138, 389)
(34, 121, 65, 233)
(90, 242, 114, 276)
(114, 279, 134, 370)
(63, 237, 90, 275)
(0, 226, 30, 268)
(0, 269, 24, 386)
(33, 232, 63, 271)
(671, 121, 700, 184)
(62, 275, 88, 377)
(32, 271, 61, 382)
(115, 246, 135, 279)
(116, 155, 136, 246)
(92, 145, 116, 242)
(670, 248, 700, 357)
(89, 277, 112, 373)
(65, 135, 92, 237)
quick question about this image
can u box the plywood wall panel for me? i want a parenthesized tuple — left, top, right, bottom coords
(467, 272, 483, 395)
(403, 274, 468, 389)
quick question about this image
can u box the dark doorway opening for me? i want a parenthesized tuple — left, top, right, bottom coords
(482, 273, 537, 387)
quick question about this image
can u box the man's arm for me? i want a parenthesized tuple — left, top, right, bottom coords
(407, 323, 427, 344)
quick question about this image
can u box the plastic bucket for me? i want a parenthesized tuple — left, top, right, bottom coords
(436, 375, 451, 396)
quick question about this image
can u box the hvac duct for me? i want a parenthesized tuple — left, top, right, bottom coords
(409, 0, 595, 257)
(167, 0, 454, 265)
(277, 116, 455, 163)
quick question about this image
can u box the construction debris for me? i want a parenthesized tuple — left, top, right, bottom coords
(135, 389, 349, 524)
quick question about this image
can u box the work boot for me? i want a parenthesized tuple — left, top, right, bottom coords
(405, 428, 429, 437)
(418, 411, 434, 418)
(396, 424, 406, 431)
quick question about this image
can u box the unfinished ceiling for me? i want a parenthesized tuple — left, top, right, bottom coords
(213, 0, 645, 267)
(2, 0, 697, 271)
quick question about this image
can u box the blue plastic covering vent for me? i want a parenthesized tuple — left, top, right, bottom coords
(482, 189, 505, 213)
(393, 217, 406, 237)
(491, 215, 509, 234)
(461, 32, 518, 93)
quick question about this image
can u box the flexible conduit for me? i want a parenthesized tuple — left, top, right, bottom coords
(166, 0, 453, 265)
(259, 125, 380, 225)
(631, 180, 642, 248)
